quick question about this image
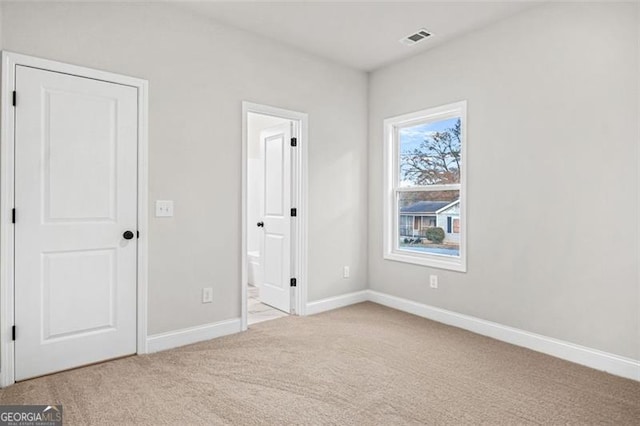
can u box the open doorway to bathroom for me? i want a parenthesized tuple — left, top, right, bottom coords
(247, 113, 292, 324)
(242, 103, 308, 329)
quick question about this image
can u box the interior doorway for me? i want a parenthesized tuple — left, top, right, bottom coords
(248, 115, 293, 324)
(241, 103, 308, 330)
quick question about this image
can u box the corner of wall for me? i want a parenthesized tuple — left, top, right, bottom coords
(636, 0, 640, 362)
(364, 70, 373, 292)
(0, 2, 4, 51)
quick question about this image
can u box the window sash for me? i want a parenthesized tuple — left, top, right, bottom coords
(393, 112, 463, 189)
(393, 191, 461, 259)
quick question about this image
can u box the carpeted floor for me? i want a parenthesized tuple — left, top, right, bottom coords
(1, 302, 639, 425)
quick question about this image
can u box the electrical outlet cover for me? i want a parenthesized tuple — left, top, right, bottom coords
(343, 266, 350, 278)
(429, 275, 438, 289)
(202, 287, 213, 303)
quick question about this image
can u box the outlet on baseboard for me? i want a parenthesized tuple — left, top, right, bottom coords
(429, 275, 438, 289)
(343, 266, 350, 279)
(202, 287, 213, 303)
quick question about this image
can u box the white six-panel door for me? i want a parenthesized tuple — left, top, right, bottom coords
(259, 124, 292, 313)
(14, 65, 138, 380)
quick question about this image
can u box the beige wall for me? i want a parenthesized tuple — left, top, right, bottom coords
(1, 2, 369, 334)
(368, 2, 640, 359)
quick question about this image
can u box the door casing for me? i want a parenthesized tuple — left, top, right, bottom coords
(0, 51, 149, 387)
(241, 102, 308, 330)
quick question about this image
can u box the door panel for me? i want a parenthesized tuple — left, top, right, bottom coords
(45, 90, 117, 221)
(43, 248, 116, 340)
(14, 65, 138, 381)
(264, 135, 284, 216)
(259, 124, 291, 313)
(264, 235, 284, 290)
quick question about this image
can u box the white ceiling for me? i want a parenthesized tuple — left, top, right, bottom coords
(179, 1, 538, 71)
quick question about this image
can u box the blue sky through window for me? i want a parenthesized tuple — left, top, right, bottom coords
(399, 117, 459, 153)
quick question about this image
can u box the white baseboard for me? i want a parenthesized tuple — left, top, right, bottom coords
(368, 290, 640, 382)
(306, 290, 369, 315)
(146, 318, 242, 353)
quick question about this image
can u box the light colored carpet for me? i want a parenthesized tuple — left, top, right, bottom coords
(1, 302, 638, 425)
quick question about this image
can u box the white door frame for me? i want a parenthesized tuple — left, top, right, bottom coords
(241, 102, 308, 330)
(0, 51, 149, 387)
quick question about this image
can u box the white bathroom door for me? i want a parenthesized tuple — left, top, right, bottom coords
(259, 124, 292, 313)
(14, 65, 138, 380)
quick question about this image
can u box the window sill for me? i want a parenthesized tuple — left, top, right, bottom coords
(384, 251, 467, 272)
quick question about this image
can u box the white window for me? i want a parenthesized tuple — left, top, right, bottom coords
(383, 101, 467, 272)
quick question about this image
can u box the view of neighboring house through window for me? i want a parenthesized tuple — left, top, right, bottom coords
(384, 101, 466, 272)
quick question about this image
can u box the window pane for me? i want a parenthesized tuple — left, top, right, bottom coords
(397, 190, 460, 257)
(399, 117, 462, 187)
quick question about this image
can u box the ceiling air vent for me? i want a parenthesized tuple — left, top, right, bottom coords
(400, 29, 432, 46)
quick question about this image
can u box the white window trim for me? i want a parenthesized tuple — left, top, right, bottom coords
(383, 101, 467, 272)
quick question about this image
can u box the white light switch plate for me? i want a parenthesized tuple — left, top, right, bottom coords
(155, 200, 174, 217)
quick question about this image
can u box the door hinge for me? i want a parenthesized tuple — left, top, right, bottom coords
(290, 137, 297, 147)
(137, 231, 140, 239)
(290, 278, 297, 287)
(12, 325, 15, 341)
(11, 208, 15, 224)
(290, 208, 297, 217)
(12, 91, 16, 107)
